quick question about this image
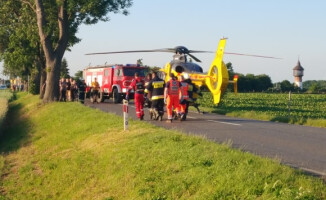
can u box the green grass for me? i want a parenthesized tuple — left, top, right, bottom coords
(0, 90, 13, 130)
(0, 93, 325, 199)
(196, 92, 326, 128)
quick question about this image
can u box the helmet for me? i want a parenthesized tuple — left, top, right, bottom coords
(183, 73, 190, 79)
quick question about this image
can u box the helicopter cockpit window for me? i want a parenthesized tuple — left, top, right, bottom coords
(186, 63, 203, 73)
(175, 66, 184, 73)
(193, 65, 203, 73)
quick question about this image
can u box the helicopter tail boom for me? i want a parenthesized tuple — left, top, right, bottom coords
(229, 74, 238, 95)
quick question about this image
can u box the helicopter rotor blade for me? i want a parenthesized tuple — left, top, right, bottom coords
(153, 48, 211, 54)
(224, 52, 282, 59)
(86, 48, 214, 56)
(85, 49, 171, 55)
(85, 49, 281, 61)
(187, 53, 202, 62)
(157, 48, 176, 52)
(188, 50, 214, 53)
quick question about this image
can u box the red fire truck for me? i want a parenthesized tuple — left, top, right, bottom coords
(83, 64, 149, 103)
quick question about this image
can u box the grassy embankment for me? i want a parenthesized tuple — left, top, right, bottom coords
(0, 90, 13, 130)
(197, 92, 326, 128)
(0, 93, 325, 199)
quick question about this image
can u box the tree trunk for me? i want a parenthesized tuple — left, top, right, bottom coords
(35, 0, 68, 102)
(38, 50, 47, 99)
(42, 58, 61, 102)
(39, 67, 47, 99)
(31, 68, 40, 94)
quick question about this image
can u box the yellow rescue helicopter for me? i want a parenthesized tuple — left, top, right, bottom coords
(86, 38, 280, 104)
(159, 38, 235, 104)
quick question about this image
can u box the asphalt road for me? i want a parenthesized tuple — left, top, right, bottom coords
(85, 100, 326, 178)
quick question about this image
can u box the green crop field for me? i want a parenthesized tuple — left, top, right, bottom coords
(197, 92, 326, 127)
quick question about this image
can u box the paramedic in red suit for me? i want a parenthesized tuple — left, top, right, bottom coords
(179, 75, 189, 121)
(126, 72, 145, 120)
(164, 73, 183, 123)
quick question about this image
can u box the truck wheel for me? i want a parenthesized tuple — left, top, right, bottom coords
(112, 88, 121, 104)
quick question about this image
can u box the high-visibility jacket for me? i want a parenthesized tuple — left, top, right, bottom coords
(147, 77, 165, 100)
(167, 79, 180, 96)
(185, 79, 198, 101)
(181, 81, 189, 100)
(144, 80, 150, 94)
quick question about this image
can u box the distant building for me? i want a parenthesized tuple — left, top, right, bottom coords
(293, 60, 304, 89)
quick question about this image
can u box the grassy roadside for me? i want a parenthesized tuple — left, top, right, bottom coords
(0, 90, 13, 130)
(0, 93, 325, 199)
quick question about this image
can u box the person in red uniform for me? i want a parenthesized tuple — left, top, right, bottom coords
(179, 75, 189, 121)
(126, 72, 145, 120)
(164, 73, 183, 123)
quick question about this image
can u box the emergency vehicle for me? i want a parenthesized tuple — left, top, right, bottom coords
(83, 64, 148, 103)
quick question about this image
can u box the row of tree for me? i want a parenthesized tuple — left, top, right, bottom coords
(302, 80, 326, 93)
(226, 62, 326, 93)
(0, 0, 132, 101)
(226, 62, 272, 92)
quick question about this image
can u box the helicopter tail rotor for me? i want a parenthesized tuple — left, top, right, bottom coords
(205, 38, 230, 104)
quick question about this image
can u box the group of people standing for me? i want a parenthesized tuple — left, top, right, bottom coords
(59, 78, 86, 102)
(127, 71, 200, 123)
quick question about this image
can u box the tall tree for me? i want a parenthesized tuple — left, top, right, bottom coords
(74, 70, 83, 80)
(148, 66, 161, 73)
(73, 70, 83, 85)
(237, 73, 273, 92)
(0, 2, 33, 77)
(136, 58, 143, 65)
(255, 74, 273, 92)
(225, 62, 235, 79)
(0, 1, 46, 96)
(60, 58, 69, 78)
(18, 0, 132, 102)
(280, 80, 294, 92)
(308, 83, 323, 94)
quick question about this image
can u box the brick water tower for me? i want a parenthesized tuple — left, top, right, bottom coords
(293, 60, 304, 89)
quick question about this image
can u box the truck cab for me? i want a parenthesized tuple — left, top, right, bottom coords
(84, 64, 148, 103)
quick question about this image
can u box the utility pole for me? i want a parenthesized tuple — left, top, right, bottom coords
(288, 91, 291, 117)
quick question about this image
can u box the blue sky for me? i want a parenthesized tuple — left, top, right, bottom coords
(1, 0, 326, 82)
